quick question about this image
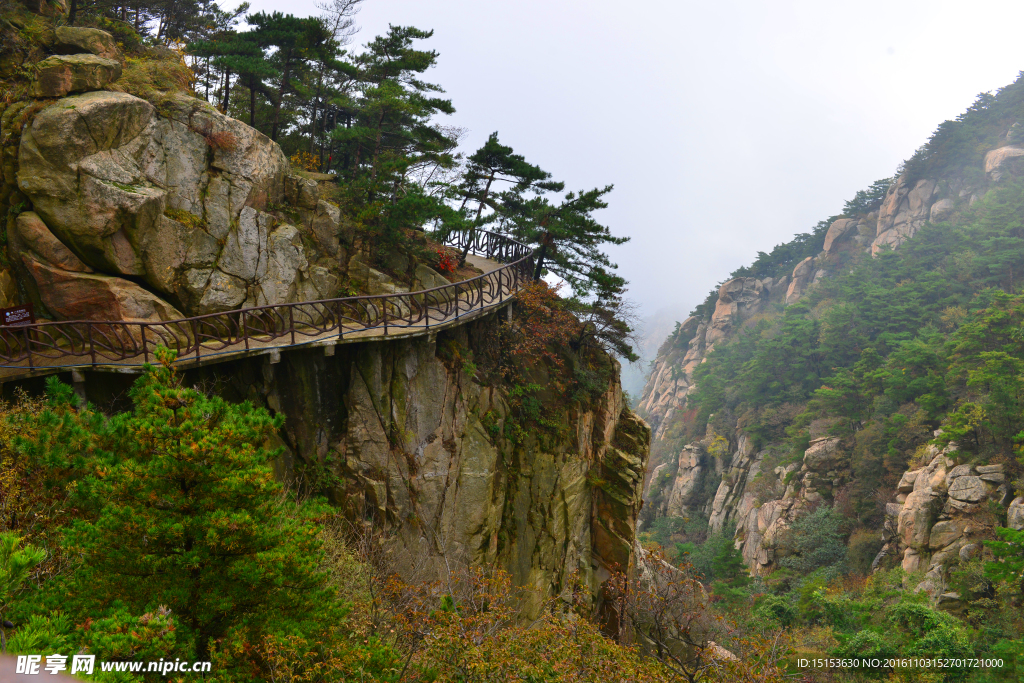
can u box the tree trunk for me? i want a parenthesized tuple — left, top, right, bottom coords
(224, 72, 232, 114)
(68, 0, 77, 25)
(308, 69, 325, 155)
(221, 70, 233, 114)
(270, 53, 293, 142)
(533, 232, 552, 281)
(250, 80, 257, 128)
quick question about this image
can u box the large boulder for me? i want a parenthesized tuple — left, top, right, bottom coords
(20, 252, 182, 323)
(897, 469, 921, 493)
(947, 476, 987, 504)
(872, 176, 937, 255)
(705, 277, 767, 345)
(285, 175, 319, 209)
(928, 520, 965, 550)
(822, 218, 858, 254)
(785, 256, 815, 304)
(305, 200, 342, 257)
(1006, 496, 1024, 531)
(30, 54, 121, 98)
(913, 454, 951, 494)
(15, 211, 92, 273)
(14, 90, 311, 317)
(21, 0, 66, 17)
(929, 198, 955, 223)
(984, 146, 1024, 182)
(803, 437, 842, 469)
(898, 488, 940, 550)
(53, 26, 121, 61)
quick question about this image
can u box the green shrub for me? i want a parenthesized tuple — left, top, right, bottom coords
(847, 528, 883, 576)
(779, 506, 848, 575)
(754, 593, 796, 627)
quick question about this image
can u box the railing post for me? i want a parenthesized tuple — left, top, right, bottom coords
(478, 279, 483, 310)
(289, 306, 296, 345)
(242, 311, 249, 351)
(23, 327, 33, 369)
(383, 298, 388, 334)
(337, 301, 344, 339)
(87, 324, 95, 366)
(142, 324, 148, 363)
(455, 285, 460, 319)
(191, 319, 200, 361)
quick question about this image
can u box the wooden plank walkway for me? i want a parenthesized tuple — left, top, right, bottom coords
(0, 232, 535, 384)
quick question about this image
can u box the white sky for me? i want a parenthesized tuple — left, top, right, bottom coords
(232, 0, 1024, 323)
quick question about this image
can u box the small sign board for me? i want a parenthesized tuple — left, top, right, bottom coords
(1, 303, 35, 327)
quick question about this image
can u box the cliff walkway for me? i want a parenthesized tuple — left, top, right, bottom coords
(0, 230, 535, 382)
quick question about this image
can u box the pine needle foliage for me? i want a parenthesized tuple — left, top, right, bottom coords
(16, 348, 338, 663)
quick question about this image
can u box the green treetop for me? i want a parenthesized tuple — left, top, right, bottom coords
(26, 349, 335, 661)
(454, 132, 562, 264)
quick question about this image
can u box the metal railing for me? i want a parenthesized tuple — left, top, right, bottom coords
(0, 229, 535, 370)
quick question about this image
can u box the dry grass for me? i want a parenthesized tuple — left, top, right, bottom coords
(204, 128, 237, 151)
(108, 53, 194, 100)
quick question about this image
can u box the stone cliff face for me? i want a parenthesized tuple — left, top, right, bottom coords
(639, 276, 787, 442)
(0, 25, 394, 318)
(152, 312, 650, 621)
(638, 124, 1024, 590)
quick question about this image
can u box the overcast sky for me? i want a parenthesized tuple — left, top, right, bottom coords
(234, 0, 1024, 329)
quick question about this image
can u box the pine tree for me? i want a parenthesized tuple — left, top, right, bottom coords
(985, 526, 1024, 596)
(0, 534, 45, 653)
(454, 132, 562, 265)
(333, 25, 459, 260)
(40, 349, 336, 660)
(247, 12, 333, 141)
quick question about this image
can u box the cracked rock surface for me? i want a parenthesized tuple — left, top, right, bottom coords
(9, 84, 348, 319)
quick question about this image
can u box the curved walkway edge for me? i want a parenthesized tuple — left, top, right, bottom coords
(0, 230, 535, 383)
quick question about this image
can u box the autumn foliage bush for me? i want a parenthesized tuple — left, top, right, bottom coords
(434, 247, 457, 274)
(500, 281, 582, 383)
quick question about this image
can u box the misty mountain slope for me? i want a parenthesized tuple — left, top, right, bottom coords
(638, 71, 1024, 585)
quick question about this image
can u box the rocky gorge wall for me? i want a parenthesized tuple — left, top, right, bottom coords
(55, 311, 649, 624)
(637, 122, 1024, 597)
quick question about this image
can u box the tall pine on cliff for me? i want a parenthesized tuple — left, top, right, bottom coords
(13, 350, 348, 666)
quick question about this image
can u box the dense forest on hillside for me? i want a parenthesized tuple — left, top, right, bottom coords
(638, 75, 1024, 682)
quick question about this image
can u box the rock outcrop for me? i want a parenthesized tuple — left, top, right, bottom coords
(705, 277, 768, 346)
(884, 453, 1012, 598)
(639, 277, 783, 439)
(2, 29, 353, 322)
(148, 312, 651, 620)
(785, 257, 816, 304)
(872, 177, 937, 254)
(30, 54, 121, 97)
